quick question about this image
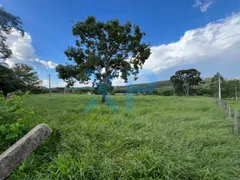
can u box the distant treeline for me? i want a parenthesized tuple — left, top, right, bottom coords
(39, 81, 174, 95)
(40, 75, 240, 99)
(1, 62, 239, 99)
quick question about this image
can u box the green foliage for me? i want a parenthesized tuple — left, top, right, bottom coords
(12, 90, 25, 96)
(0, 63, 42, 96)
(9, 94, 240, 179)
(0, 6, 24, 59)
(13, 63, 42, 92)
(0, 123, 24, 142)
(224, 79, 240, 98)
(170, 69, 202, 96)
(56, 16, 151, 103)
(210, 72, 225, 97)
(0, 63, 24, 96)
(0, 92, 39, 153)
(193, 77, 212, 96)
(161, 89, 174, 96)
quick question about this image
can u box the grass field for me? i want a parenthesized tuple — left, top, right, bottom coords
(227, 99, 240, 112)
(9, 94, 240, 179)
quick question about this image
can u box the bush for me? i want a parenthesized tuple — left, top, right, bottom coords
(0, 92, 40, 153)
(161, 89, 174, 96)
(12, 90, 25, 96)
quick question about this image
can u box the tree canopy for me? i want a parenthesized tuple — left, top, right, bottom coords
(56, 16, 151, 103)
(0, 63, 22, 96)
(13, 63, 42, 91)
(0, 63, 42, 96)
(0, 6, 24, 59)
(170, 69, 202, 96)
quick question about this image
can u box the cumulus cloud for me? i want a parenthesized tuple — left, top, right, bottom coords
(41, 79, 49, 87)
(193, 0, 214, 13)
(143, 13, 240, 72)
(4, 30, 57, 69)
(112, 78, 126, 86)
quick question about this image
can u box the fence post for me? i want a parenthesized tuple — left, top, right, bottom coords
(226, 102, 229, 115)
(234, 109, 239, 136)
(228, 104, 231, 118)
(225, 102, 227, 114)
(219, 99, 222, 109)
(0, 124, 52, 180)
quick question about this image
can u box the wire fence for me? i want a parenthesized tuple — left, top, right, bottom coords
(216, 98, 238, 135)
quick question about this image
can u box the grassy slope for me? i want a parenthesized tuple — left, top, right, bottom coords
(10, 94, 240, 179)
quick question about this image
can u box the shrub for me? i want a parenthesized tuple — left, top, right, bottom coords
(0, 91, 39, 153)
(12, 90, 25, 96)
(161, 89, 174, 96)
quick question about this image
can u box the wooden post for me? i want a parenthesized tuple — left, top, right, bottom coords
(219, 99, 222, 109)
(223, 101, 226, 111)
(234, 109, 238, 136)
(224, 102, 227, 113)
(0, 124, 52, 180)
(225, 102, 229, 115)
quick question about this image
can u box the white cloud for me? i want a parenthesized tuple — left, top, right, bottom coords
(193, 0, 214, 13)
(143, 13, 240, 72)
(112, 78, 126, 86)
(34, 58, 57, 69)
(4, 30, 57, 69)
(41, 79, 49, 87)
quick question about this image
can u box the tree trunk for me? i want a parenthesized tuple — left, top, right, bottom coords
(101, 94, 106, 104)
(183, 82, 190, 96)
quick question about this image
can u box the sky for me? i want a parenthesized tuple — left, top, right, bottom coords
(1, 0, 240, 87)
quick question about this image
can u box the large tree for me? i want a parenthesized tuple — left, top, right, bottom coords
(0, 6, 24, 59)
(56, 16, 151, 103)
(13, 63, 42, 91)
(0, 63, 42, 96)
(170, 69, 202, 96)
(0, 63, 23, 96)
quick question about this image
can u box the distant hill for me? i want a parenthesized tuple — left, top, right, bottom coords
(48, 80, 173, 94)
(114, 80, 173, 94)
(115, 80, 172, 89)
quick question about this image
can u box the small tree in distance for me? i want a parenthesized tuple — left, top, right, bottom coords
(56, 16, 151, 103)
(170, 69, 202, 96)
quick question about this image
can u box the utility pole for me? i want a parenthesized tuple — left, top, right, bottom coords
(218, 74, 221, 99)
(49, 74, 51, 96)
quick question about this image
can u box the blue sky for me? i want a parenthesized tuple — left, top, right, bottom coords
(1, 0, 240, 87)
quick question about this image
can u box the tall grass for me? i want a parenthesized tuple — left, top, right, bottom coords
(9, 94, 240, 179)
